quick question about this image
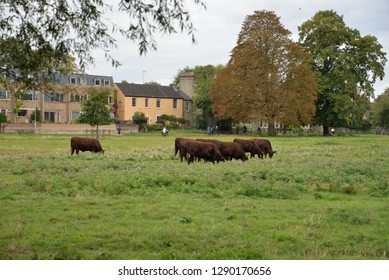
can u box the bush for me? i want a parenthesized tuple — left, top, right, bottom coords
(0, 113, 7, 123)
(148, 123, 164, 131)
(30, 108, 41, 122)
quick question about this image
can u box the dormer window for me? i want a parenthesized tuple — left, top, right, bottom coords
(80, 77, 87, 85)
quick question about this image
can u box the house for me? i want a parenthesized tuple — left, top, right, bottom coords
(115, 82, 192, 124)
(0, 73, 115, 124)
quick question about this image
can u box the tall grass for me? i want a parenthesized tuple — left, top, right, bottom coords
(0, 131, 388, 259)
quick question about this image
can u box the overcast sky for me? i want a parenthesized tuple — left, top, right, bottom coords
(86, 0, 389, 97)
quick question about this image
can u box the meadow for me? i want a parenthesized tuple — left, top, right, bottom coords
(0, 131, 388, 260)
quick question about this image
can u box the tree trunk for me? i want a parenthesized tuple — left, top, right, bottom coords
(323, 125, 330, 136)
(268, 123, 276, 136)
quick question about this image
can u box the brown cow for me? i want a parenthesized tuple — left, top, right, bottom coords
(186, 140, 224, 164)
(251, 138, 276, 158)
(70, 137, 104, 155)
(175, 137, 192, 162)
(233, 138, 263, 159)
(196, 139, 224, 151)
(218, 141, 248, 162)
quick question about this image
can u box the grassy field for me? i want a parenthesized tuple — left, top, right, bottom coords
(0, 131, 388, 260)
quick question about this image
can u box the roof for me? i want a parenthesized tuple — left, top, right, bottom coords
(53, 73, 114, 87)
(115, 83, 192, 101)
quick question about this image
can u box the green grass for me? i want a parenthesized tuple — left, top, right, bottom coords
(0, 131, 388, 259)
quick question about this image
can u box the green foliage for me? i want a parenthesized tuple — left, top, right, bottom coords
(132, 111, 147, 124)
(371, 88, 389, 128)
(77, 87, 114, 134)
(298, 10, 387, 133)
(30, 108, 41, 123)
(0, 0, 205, 89)
(159, 114, 176, 121)
(192, 65, 224, 128)
(0, 112, 7, 123)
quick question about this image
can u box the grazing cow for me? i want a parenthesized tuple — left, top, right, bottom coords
(175, 137, 192, 162)
(233, 138, 263, 158)
(196, 139, 224, 151)
(70, 137, 104, 155)
(218, 141, 248, 162)
(251, 138, 276, 158)
(186, 140, 224, 164)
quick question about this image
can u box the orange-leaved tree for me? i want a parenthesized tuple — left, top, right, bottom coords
(210, 10, 318, 136)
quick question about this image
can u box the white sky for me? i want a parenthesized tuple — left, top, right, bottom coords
(86, 0, 389, 97)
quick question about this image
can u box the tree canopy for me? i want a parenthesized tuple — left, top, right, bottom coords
(298, 10, 387, 134)
(210, 10, 318, 136)
(77, 87, 114, 138)
(0, 0, 206, 86)
(371, 88, 389, 129)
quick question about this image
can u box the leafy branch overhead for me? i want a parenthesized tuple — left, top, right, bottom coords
(0, 0, 206, 83)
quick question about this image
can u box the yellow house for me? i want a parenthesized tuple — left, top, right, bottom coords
(0, 73, 115, 124)
(115, 83, 192, 124)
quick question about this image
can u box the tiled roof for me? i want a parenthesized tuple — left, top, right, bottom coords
(115, 83, 191, 100)
(53, 73, 114, 87)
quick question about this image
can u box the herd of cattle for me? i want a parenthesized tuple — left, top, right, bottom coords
(70, 136, 276, 164)
(175, 138, 276, 164)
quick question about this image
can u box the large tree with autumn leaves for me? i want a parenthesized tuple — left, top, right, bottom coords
(209, 10, 318, 136)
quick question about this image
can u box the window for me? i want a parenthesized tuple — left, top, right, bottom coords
(108, 96, 114, 104)
(156, 99, 161, 108)
(71, 94, 88, 102)
(0, 90, 10, 100)
(80, 77, 87, 85)
(173, 99, 178, 109)
(17, 109, 27, 116)
(132, 97, 137, 107)
(70, 77, 77, 84)
(20, 91, 38, 101)
(70, 111, 80, 120)
(94, 79, 101, 86)
(44, 111, 55, 123)
(185, 101, 190, 112)
(104, 80, 110, 86)
(145, 98, 149, 108)
(44, 93, 65, 102)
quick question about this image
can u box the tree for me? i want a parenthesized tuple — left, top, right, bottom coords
(0, 112, 7, 133)
(298, 10, 387, 135)
(132, 111, 147, 131)
(192, 65, 224, 129)
(0, 0, 206, 88)
(209, 10, 318, 136)
(30, 108, 41, 123)
(77, 87, 114, 138)
(371, 88, 389, 129)
(174, 65, 224, 129)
